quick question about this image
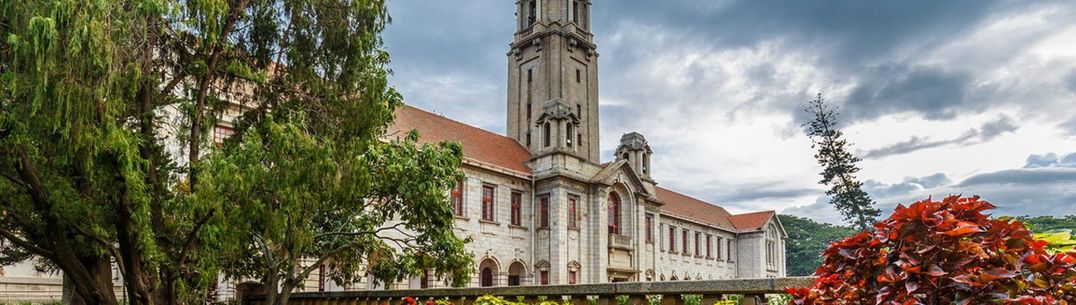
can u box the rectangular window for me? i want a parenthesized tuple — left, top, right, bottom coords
(482, 185, 495, 222)
(567, 196, 578, 229)
(528, 1, 537, 26)
(526, 132, 532, 146)
(318, 264, 326, 292)
(568, 271, 577, 285)
(668, 226, 676, 253)
(695, 232, 701, 256)
(716, 237, 722, 260)
(727, 239, 734, 262)
(540, 270, 549, 285)
(572, 0, 580, 23)
(682, 230, 689, 256)
(576, 69, 581, 83)
(539, 196, 550, 229)
(213, 125, 234, 146)
(511, 192, 523, 226)
(706, 235, 712, 258)
(645, 214, 654, 244)
(451, 180, 464, 216)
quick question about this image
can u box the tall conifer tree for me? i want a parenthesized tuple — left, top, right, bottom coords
(804, 94, 881, 231)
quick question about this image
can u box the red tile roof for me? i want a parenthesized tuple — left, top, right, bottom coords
(655, 187, 737, 230)
(388, 105, 533, 175)
(728, 211, 777, 231)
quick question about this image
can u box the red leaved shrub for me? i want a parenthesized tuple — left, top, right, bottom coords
(789, 195, 1076, 305)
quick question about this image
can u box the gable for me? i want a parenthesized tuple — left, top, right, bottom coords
(591, 160, 652, 197)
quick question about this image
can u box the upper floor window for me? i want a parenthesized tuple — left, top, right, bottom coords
(727, 239, 735, 262)
(668, 225, 677, 253)
(682, 230, 689, 256)
(213, 125, 234, 146)
(451, 179, 464, 216)
(607, 192, 621, 235)
(694, 232, 701, 256)
(716, 237, 723, 260)
(567, 195, 578, 229)
(527, 0, 537, 26)
(566, 124, 574, 147)
(543, 123, 551, 147)
(572, 0, 580, 23)
(539, 196, 550, 229)
(706, 235, 712, 258)
(481, 185, 496, 221)
(511, 191, 523, 226)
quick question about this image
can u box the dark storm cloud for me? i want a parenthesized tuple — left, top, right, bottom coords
(862, 116, 1017, 159)
(594, 0, 1004, 64)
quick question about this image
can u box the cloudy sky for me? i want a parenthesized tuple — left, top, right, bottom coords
(382, 0, 1076, 225)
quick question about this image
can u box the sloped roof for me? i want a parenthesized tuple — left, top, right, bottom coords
(388, 105, 533, 174)
(655, 187, 737, 231)
(728, 211, 777, 231)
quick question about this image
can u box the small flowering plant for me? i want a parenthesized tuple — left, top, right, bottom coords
(789, 195, 1076, 305)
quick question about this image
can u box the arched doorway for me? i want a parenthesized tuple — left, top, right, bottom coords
(478, 258, 499, 287)
(507, 261, 526, 286)
(608, 192, 621, 235)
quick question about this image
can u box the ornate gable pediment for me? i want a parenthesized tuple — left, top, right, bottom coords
(591, 160, 653, 198)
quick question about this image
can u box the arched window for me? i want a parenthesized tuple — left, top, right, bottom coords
(608, 192, 621, 235)
(543, 122, 551, 147)
(765, 225, 778, 270)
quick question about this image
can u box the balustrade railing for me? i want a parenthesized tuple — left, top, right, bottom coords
(243, 277, 815, 305)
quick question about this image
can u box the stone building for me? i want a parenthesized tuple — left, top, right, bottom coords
(379, 0, 787, 288)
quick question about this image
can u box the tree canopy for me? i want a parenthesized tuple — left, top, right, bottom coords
(778, 214, 857, 276)
(0, 1, 471, 305)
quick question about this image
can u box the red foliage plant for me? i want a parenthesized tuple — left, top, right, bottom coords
(789, 195, 1076, 305)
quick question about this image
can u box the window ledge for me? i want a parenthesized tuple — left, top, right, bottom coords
(453, 216, 470, 221)
(479, 219, 501, 226)
(509, 224, 528, 230)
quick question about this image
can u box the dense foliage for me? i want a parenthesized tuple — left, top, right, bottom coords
(778, 215, 857, 276)
(1019, 216, 1076, 233)
(789, 196, 1076, 304)
(0, 1, 471, 305)
(803, 94, 880, 230)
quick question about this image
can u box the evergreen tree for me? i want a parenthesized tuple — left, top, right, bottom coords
(804, 93, 881, 231)
(0, 1, 470, 305)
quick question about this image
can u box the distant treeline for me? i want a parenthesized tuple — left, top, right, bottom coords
(780, 214, 1076, 276)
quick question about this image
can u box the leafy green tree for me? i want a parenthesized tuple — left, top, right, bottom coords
(803, 93, 881, 231)
(1017, 215, 1076, 232)
(778, 214, 856, 276)
(201, 121, 473, 305)
(1, 1, 466, 305)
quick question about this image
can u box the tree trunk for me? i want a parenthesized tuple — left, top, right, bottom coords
(63, 255, 118, 305)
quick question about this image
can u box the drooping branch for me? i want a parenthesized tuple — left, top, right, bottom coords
(0, 227, 54, 258)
